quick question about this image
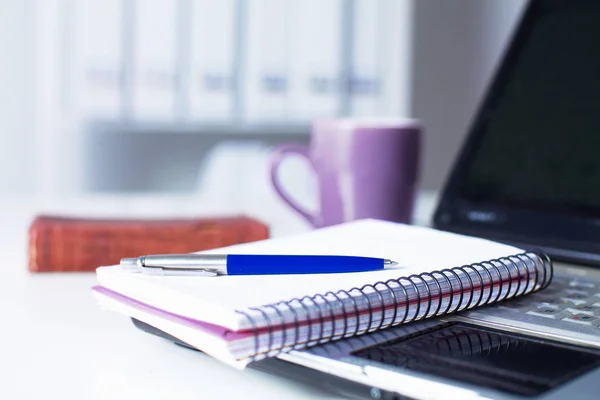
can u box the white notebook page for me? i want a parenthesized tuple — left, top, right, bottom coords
(95, 219, 524, 331)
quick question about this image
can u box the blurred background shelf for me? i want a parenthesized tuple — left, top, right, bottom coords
(85, 120, 311, 138)
(78, 120, 311, 194)
(1, 0, 526, 208)
(27, 0, 413, 200)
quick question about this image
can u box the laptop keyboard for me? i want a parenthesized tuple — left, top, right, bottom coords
(463, 274, 600, 344)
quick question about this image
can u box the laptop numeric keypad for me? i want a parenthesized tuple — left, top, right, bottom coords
(466, 274, 600, 339)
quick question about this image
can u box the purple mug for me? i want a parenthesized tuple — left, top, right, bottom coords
(269, 118, 421, 228)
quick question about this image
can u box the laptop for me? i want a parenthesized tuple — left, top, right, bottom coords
(133, 0, 600, 398)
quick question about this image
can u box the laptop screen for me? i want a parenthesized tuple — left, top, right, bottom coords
(434, 0, 600, 262)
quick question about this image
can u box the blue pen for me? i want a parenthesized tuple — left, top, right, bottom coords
(120, 254, 397, 277)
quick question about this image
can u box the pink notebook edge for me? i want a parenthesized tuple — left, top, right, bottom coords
(92, 285, 251, 342)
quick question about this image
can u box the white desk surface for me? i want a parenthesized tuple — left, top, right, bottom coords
(0, 192, 437, 400)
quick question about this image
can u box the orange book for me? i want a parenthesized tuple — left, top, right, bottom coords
(28, 215, 270, 272)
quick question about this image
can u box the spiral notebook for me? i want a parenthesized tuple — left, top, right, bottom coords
(93, 219, 552, 368)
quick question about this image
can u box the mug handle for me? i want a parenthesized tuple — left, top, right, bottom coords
(269, 143, 320, 227)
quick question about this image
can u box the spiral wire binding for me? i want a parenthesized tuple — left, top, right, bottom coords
(236, 251, 553, 362)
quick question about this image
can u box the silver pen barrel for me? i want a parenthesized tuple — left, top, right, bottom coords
(140, 254, 227, 269)
(121, 254, 228, 274)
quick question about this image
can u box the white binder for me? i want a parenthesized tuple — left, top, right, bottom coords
(349, 0, 381, 116)
(243, 0, 290, 121)
(287, 0, 342, 121)
(76, 0, 124, 118)
(132, 0, 178, 120)
(188, 0, 236, 121)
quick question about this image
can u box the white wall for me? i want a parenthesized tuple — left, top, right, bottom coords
(0, 0, 35, 196)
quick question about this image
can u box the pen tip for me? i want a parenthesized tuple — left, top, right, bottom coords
(384, 259, 398, 266)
